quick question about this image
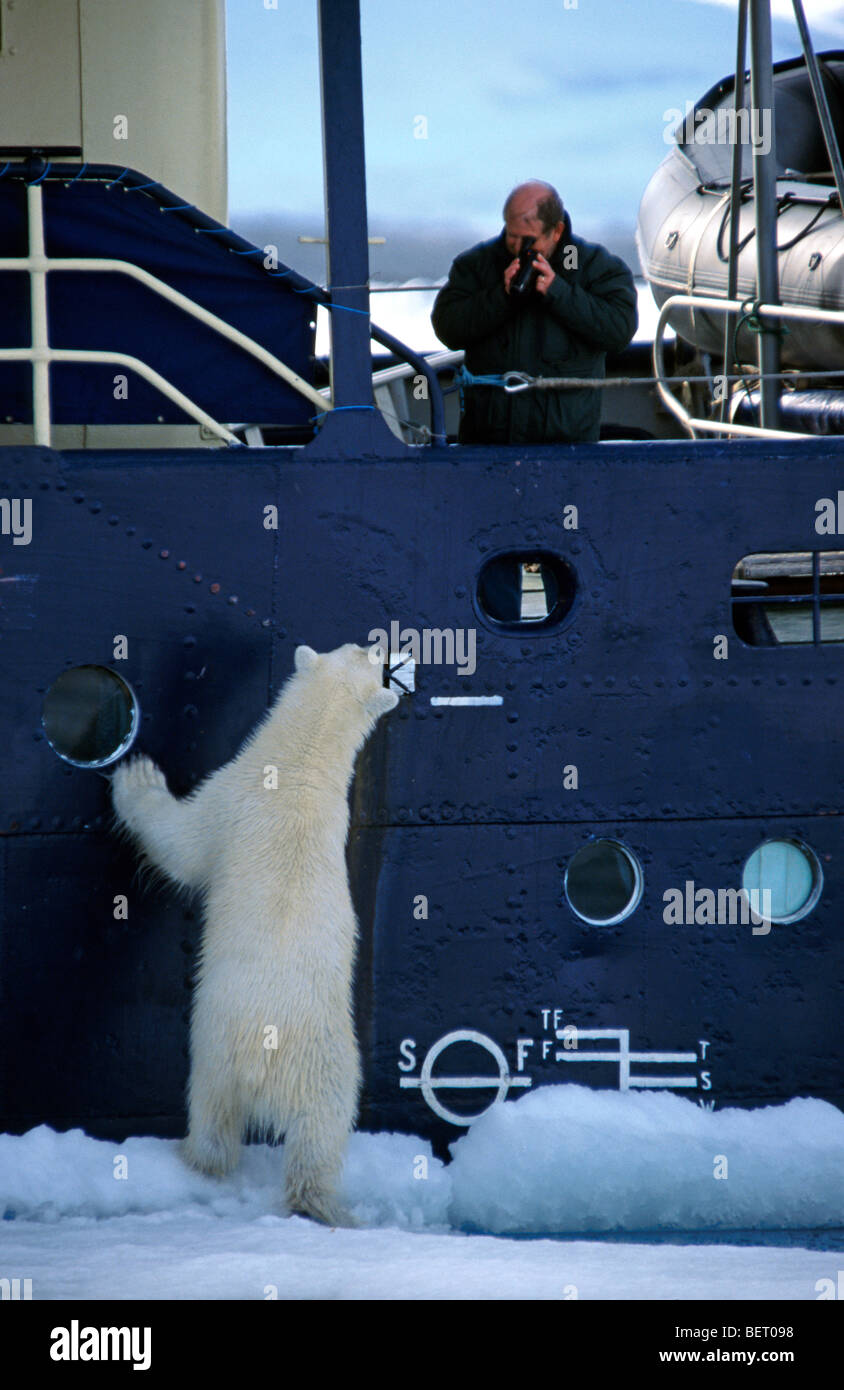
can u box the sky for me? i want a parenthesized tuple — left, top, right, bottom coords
(224, 0, 844, 242)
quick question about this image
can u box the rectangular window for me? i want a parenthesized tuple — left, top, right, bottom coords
(732, 551, 844, 645)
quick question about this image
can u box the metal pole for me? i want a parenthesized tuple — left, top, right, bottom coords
(311, 0, 402, 457)
(720, 0, 749, 424)
(27, 184, 52, 447)
(791, 0, 844, 211)
(748, 0, 781, 429)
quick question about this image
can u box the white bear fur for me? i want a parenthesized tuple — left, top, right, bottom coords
(111, 642, 398, 1226)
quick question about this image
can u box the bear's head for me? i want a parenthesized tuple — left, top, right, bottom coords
(294, 643, 399, 725)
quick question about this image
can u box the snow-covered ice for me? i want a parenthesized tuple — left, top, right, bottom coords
(449, 1086, 844, 1235)
(1, 1085, 842, 1300)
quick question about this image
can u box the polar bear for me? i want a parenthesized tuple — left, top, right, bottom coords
(111, 642, 398, 1226)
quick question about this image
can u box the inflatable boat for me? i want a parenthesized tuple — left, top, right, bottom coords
(637, 51, 844, 376)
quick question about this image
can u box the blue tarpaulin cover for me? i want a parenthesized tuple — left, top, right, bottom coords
(0, 168, 317, 431)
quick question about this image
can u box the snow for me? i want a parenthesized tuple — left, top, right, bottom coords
(2, 1085, 842, 1300)
(450, 1087, 844, 1235)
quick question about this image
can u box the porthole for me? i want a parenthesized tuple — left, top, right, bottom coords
(42, 665, 139, 769)
(741, 838, 822, 924)
(564, 839, 643, 925)
(476, 551, 576, 631)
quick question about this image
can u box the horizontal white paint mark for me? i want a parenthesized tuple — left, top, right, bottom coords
(629, 1052, 699, 1064)
(400, 1075, 531, 1089)
(557, 1051, 698, 1064)
(628, 1077, 699, 1088)
(429, 695, 503, 707)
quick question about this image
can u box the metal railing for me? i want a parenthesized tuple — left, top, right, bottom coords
(0, 184, 329, 447)
(0, 175, 448, 448)
(654, 292, 844, 439)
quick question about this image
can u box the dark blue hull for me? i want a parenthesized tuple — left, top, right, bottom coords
(1, 436, 842, 1155)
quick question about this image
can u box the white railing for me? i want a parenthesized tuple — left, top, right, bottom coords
(0, 184, 332, 446)
(654, 292, 844, 440)
(368, 348, 464, 389)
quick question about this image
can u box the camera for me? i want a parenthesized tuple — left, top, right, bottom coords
(510, 236, 538, 297)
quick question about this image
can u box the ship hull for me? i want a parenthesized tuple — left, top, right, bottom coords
(1, 438, 842, 1153)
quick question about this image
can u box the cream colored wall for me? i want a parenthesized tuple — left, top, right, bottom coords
(0, 0, 84, 148)
(0, 0, 227, 223)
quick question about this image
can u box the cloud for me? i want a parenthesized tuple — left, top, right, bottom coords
(690, 0, 844, 41)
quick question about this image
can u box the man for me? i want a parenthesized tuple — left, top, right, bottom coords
(431, 181, 638, 445)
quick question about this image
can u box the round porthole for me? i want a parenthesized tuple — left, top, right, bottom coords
(42, 665, 139, 769)
(476, 551, 577, 630)
(564, 839, 643, 925)
(741, 838, 822, 924)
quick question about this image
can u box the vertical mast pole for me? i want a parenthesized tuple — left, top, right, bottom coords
(310, 0, 399, 456)
(791, 0, 844, 211)
(748, 0, 781, 429)
(720, 0, 748, 424)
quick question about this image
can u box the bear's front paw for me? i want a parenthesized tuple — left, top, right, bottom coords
(111, 755, 167, 821)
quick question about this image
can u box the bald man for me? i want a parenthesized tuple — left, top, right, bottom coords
(432, 181, 637, 445)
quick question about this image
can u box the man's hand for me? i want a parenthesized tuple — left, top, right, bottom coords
(504, 254, 556, 295)
(503, 258, 521, 294)
(533, 252, 556, 295)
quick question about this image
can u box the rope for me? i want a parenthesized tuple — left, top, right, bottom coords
(715, 187, 834, 261)
(727, 298, 789, 343)
(453, 362, 844, 394)
(25, 162, 52, 185)
(310, 405, 376, 422)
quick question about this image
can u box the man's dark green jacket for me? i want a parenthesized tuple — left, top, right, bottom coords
(431, 222, 638, 444)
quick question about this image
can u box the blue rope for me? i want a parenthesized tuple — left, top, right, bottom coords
(105, 168, 129, 188)
(130, 179, 161, 192)
(0, 162, 10, 180)
(320, 301, 370, 314)
(67, 163, 89, 185)
(454, 365, 510, 388)
(159, 202, 195, 212)
(453, 363, 511, 414)
(194, 226, 228, 234)
(26, 162, 52, 185)
(310, 405, 376, 422)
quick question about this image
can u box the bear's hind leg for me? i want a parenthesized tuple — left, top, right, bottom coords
(282, 1111, 357, 1228)
(182, 1070, 244, 1178)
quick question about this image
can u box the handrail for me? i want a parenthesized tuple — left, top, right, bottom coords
(366, 324, 447, 443)
(370, 348, 463, 389)
(3, 251, 331, 413)
(319, 346, 456, 445)
(2, 183, 326, 446)
(653, 292, 844, 439)
(0, 347, 240, 444)
(0, 161, 447, 447)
